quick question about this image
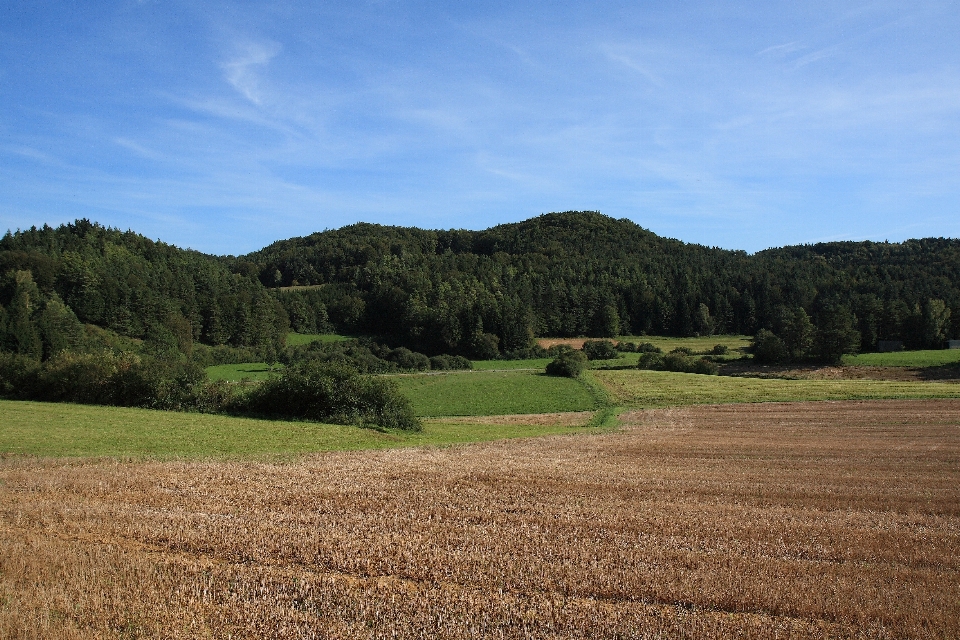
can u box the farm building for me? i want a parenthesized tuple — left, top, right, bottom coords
(949, 340, 960, 349)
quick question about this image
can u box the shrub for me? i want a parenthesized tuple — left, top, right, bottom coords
(638, 351, 718, 375)
(615, 341, 638, 353)
(387, 347, 430, 371)
(752, 329, 789, 364)
(637, 352, 664, 370)
(429, 354, 473, 370)
(689, 357, 720, 375)
(545, 350, 588, 378)
(710, 344, 729, 356)
(669, 347, 694, 356)
(0, 352, 40, 397)
(288, 339, 436, 374)
(0, 349, 214, 410)
(242, 362, 421, 431)
(582, 339, 619, 360)
(545, 344, 575, 357)
(470, 333, 501, 360)
(636, 342, 662, 353)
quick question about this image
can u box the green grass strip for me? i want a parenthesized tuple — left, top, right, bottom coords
(842, 349, 960, 367)
(393, 370, 599, 416)
(206, 362, 282, 382)
(286, 333, 352, 346)
(0, 400, 602, 459)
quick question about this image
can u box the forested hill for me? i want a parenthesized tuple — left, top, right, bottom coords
(0, 220, 287, 361)
(244, 211, 960, 355)
(2, 212, 959, 363)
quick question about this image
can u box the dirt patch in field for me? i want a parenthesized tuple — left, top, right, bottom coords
(435, 411, 595, 426)
(536, 337, 589, 349)
(720, 361, 960, 382)
(3, 399, 960, 638)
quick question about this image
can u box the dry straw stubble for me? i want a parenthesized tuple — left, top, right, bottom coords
(2, 399, 959, 638)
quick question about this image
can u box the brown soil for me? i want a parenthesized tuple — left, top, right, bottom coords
(3, 399, 959, 638)
(536, 337, 591, 349)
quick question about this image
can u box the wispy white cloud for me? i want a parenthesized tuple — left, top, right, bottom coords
(599, 44, 664, 86)
(792, 44, 840, 68)
(0, 144, 61, 164)
(221, 39, 280, 105)
(113, 137, 164, 161)
(757, 41, 804, 57)
(2, 2, 958, 254)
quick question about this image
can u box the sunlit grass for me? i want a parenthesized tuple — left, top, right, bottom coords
(206, 362, 280, 382)
(0, 400, 599, 459)
(286, 332, 351, 346)
(843, 349, 960, 367)
(393, 370, 600, 416)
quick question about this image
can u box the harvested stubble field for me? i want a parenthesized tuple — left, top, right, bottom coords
(596, 368, 960, 408)
(2, 399, 959, 638)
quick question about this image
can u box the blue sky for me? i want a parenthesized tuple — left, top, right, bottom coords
(1, 1, 958, 255)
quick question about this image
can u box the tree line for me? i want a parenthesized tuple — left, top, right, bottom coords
(2, 212, 959, 372)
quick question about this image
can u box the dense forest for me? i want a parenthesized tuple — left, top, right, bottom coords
(245, 211, 960, 357)
(0, 219, 288, 364)
(2, 211, 959, 367)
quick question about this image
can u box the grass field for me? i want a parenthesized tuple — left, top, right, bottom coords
(843, 348, 960, 367)
(3, 400, 958, 638)
(0, 400, 600, 459)
(471, 357, 552, 370)
(393, 370, 601, 416)
(286, 332, 351, 346)
(205, 362, 281, 382)
(596, 368, 960, 407)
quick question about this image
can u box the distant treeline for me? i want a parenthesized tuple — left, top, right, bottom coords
(2, 212, 959, 368)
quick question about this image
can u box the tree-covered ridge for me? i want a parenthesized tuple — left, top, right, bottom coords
(2, 212, 959, 366)
(246, 211, 960, 355)
(0, 220, 287, 360)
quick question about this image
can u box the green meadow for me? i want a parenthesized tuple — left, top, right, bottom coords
(206, 362, 282, 382)
(393, 370, 601, 416)
(286, 332, 352, 346)
(0, 400, 600, 459)
(471, 358, 552, 370)
(842, 349, 960, 367)
(12, 333, 960, 460)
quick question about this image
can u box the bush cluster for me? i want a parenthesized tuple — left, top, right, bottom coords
(582, 340, 619, 360)
(637, 350, 719, 375)
(428, 354, 473, 370)
(241, 362, 420, 431)
(287, 339, 472, 373)
(0, 347, 422, 431)
(0, 350, 231, 411)
(751, 329, 790, 364)
(545, 350, 588, 378)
